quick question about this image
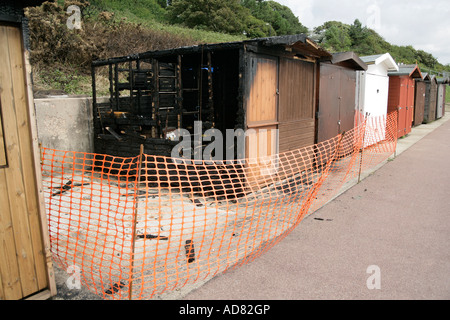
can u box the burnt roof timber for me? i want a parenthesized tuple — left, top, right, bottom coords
(92, 34, 332, 67)
(92, 42, 242, 66)
(92, 42, 244, 67)
(244, 43, 321, 62)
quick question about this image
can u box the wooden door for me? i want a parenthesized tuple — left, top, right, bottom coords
(339, 68, 357, 135)
(443, 84, 446, 117)
(414, 81, 426, 126)
(399, 78, 408, 137)
(387, 76, 400, 114)
(318, 64, 356, 143)
(317, 64, 340, 143)
(436, 84, 445, 119)
(428, 82, 437, 122)
(397, 102, 407, 138)
(405, 79, 414, 134)
(246, 55, 278, 128)
(277, 57, 316, 177)
(0, 23, 54, 300)
(245, 54, 279, 188)
(388, 76, 401, 137)
(278, 58, 315, 150)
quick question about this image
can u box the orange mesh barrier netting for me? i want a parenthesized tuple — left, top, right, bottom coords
(41, 112, 397, 300)
(309, 112, 398, 212)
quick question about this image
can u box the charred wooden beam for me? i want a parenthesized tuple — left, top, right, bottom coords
(91, 44, 243, 67)
(177, 54, 182, 129)
(136, 234, 169, 241)
(207, 51, 214, 125)
(114, 63, 120, 111)
(199, 46, 204, 122)
(136, 59, 141, 113)
(152, 58, 159, 138)
(108, 64, 113, 111)
(129, 60, 134, 113)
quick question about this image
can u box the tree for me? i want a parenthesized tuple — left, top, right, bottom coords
(324, 24, 351, 52)
(350, 28, 388, 56)
(242, 0, 308, 36)
(312, 21, 351, 52)
(348, 19, 368, 46)
(243, 14, 276, 38)
(416, 49, 438, 69)
(168, 0, 249, 35)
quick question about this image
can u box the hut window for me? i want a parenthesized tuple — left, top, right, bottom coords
(0, 100, 7, 168)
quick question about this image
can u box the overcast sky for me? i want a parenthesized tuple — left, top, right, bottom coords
(276, 0, 450, 66)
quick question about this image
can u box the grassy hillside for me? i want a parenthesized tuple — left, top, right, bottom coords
(28, 1, 245, 96)
(28, 1, 449, 96)
(84, 0, 246, 43)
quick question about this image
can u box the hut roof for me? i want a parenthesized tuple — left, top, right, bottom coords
(388, 64, 423, 79)
(330, 52, 368, 70)
(421, 72, 431, 81)
(360, 53, 399, 72)
(427, 74, 438, 83)
(437, 77, 449, 84)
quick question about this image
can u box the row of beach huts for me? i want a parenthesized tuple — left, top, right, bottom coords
(2, 0, 448, 300)
(91, 34, 448, 160)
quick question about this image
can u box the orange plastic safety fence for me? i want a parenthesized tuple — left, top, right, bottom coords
(41, 112, 397, 300)
(310, 111, 398, 212)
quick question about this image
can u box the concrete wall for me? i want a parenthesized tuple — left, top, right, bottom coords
(34, 96, 95, 153)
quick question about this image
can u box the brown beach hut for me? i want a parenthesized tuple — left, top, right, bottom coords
(423, 74, 438, 123)
(317, 52, 368, 143)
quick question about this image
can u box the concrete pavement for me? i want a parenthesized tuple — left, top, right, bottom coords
(184, 111, 450, 300)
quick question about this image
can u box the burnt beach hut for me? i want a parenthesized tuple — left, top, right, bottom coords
(91, 34, 332, 160)
(387, 64, 423, 138)
(317, 51, 367, 143)
(91, 34, 333, 193)
(423, 74, 438, 123)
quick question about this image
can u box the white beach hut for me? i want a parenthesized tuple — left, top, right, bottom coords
(355, 53, 399, 145)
